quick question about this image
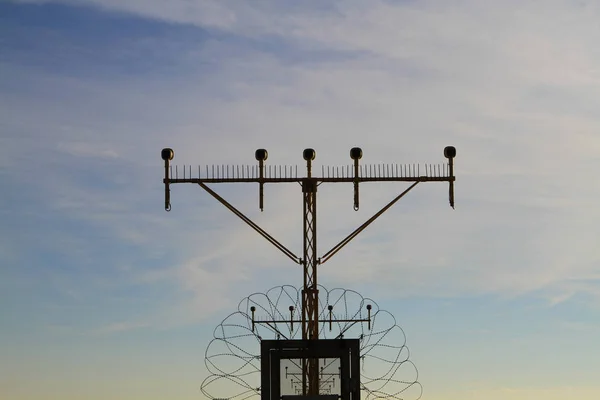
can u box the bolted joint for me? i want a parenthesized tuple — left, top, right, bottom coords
(302, 179, 318, 193)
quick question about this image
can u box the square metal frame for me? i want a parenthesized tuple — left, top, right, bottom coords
(261, 339, 360, 400)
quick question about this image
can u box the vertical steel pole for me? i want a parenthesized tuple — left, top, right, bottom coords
(302, 179, 319, 394)
(301, 149, 319, 395)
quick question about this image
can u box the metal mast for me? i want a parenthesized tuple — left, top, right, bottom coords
(161, 146, 456, 397)
(301, 148, 319, 394)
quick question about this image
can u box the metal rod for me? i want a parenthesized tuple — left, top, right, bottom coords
(449, 158, 455, 208)
(258, 161, 265, 211)
(353, 158, 360, 211)
(197, 182, 300, 263)
(320, 181, 420, 264)
(164, 158, 170, 211)
(252, 318, 369, 325)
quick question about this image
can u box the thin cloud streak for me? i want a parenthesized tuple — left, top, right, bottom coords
(3, 0, 600, 325)
(2, 3, 600, 399)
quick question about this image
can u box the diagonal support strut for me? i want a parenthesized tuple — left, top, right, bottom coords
(197, 182, 301, 264)
(319, 181, 420, 264)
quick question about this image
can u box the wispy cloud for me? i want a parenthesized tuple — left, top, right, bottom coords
(3, 3, 600, 399)
(57, 142, 119, 159)
(3, 0, 600, 331)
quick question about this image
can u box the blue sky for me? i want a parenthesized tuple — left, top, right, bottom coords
(1, 0, 600, 399)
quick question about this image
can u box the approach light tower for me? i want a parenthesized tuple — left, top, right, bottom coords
(161, 146, 456, 398)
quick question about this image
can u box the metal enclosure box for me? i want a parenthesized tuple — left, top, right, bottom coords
(261, 339, 360, 400)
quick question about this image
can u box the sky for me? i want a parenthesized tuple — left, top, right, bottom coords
(1, 0, 600, 399)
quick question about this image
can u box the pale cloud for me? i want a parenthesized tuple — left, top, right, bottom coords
(5, 4, 600, 400)
(4, 0, 600, 325)
(57, 142, 119, 159)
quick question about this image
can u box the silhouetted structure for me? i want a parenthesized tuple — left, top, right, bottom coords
(162, 146, 456, 399)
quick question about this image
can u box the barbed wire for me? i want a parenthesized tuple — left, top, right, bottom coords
(201, 285, 422, 400)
